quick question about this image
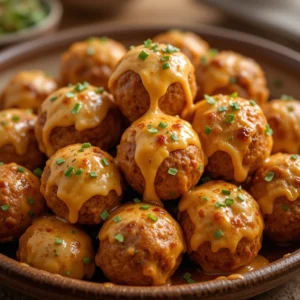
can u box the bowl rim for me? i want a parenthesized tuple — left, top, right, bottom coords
(0, 0, 63, 46)
(0, 23, 300, 298)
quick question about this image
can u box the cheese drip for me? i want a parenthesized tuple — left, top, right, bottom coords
(250, 153, 300, 215)
(192, 95, 273, 182)
(109, 43, 194, 116)
(45, 144, 122, 223)
(99, 203, 185, 285)
(130, 113, 201, 205)
(40, 85, 114, 157)
(263, 99, 300, 154)
(17, 216, 95, 279)
(179, 181, 264, 253)
(0, 109, 36, 155)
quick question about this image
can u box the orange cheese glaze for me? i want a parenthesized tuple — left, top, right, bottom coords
(263, 99, 300, 154)
(39, 84, 115, 157)
(250, 153, 300, 215)
(178, 181, 264, 253)
(44, 144, 122, 223)
(192, 95, 273, 182)
(17, 216, 95, 279)
(0, 109, 36, 155)
(99, 203, 185, 285)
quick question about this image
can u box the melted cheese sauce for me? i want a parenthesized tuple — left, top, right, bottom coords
(1, 70, 57, 112)
(263, 99, 300, 154)
(192, 95, 273, 182)
(250, 153, 300, 214)
(17, 216, 95, 279)
(39, 84, 115, 157)
(99, 203, 185, 285)
(109, 43, 194, 117)
(0, 109, 36, 155)
(179, 181, 264, 253)
(44, 144, 122, 223)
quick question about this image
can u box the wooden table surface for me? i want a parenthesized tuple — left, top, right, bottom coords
(1, 0, 299, 299)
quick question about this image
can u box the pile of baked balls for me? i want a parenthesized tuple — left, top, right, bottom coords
(0, 30, 299, 286)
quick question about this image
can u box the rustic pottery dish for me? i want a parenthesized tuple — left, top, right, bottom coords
(0, 23, 300, 300)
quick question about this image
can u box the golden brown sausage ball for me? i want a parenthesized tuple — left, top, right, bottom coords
(60, 37, 126, 89)
(109, 42, 197, 122)
(17, 216, 95, 279)
(196, 51, 269, 105)
(153, 30, 209, 67)
(0, 163, 45, 242)
(96, 203, 185, 285)
(0, 109, 45, 170)
(192, 94, 273, 182)
(35, 83, 123, 157)
(40, 143, 123, 224)
(116, 113, 205, 204)
(249, 153, 300, 243)
(0, 70, 58, 113)
(178, 181, 263, 272)
(263, 99, 300, 154)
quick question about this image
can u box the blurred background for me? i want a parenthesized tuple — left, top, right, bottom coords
(1, 0, 300, 51)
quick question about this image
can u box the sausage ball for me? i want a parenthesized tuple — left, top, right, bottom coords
(109, 42, 197, 122)
(196, 51, 269, 105)
(178, 181, 264, 272)
(40, 143, 123, 224)
(96, 203, 185, 285)
(192, 94, 273, 182)
(262, 99, 300, 154)
(153, 30, 209, 67)
(0, 163, 45, 242)
(116, 113, 205, 204)
(17, 216, 95, 279)
(60, 37, 126, 89)
(0, 70, 58, 113)
(35, 83, 123, 157)
(0, 109, 45, 170)
(249, 153, 300, 243)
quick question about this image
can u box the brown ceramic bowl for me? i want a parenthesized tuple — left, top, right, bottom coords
(0, 23, 300, 300)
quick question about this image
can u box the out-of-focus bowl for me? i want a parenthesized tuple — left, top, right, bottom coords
(0, 0, 63, 48)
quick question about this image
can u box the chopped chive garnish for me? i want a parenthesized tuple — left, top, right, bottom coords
(74, 82, 89, 92)
(55, 238, 63, 244)
(162, 44, 180, 53)
(201, 56, 208, 65)
(0, 204, 10, 211)
(202, 196, 209, 201)
(114, 234, 124, 243)
(114, 216, 121, 223)
(56, 158, 65, 165)
(17, 166, 25, 173)
(158, 122, 168, 128)
(229, 77, 236, 84)
(28, 198, 35, 205)
(50, 96, 58, 102)
(83, 257, 92, 264)
(0, 162, 4, 166)
(265, 124, 273, 136)
(12, 115, 20, 122)
(204, 94, 216, 105)
(283, 205, 289, 211)
(139, 50, 149, 61)
(95, 87, 104, 94)
(215, 202, 226, 208)
(168, 168, 178, 176)
(215, 229, 224, 239)
(140, 204, 150, 210)
(198, 164, 203, 171)
(64, 167, 74, 177)
(264, 172, 275, 182)
(81, 142, 91, 148)
(231, 92, 238, 98)
(101, 158, 109, 166)
(204, 126, 212, 135)
(65, 92, 75, 98)
(86, 47, 95, 56)
(28, 210, 35, 217)
(230, 102, 240, 111)
(249, 99, 256, 106)
(148, 214, 158, 222)
(201, 176, 211, 183)
(71, 103, 82, 115)
(89, 172, 97, 178)
(225, 198, 234, 206)
(133, 198, 141, 203)
(65, 271, 71, 276)
(147, 127, 158, 134)
(130, 45, 135, 50)
(182, 272, 195, 283)
(291, 154, 299, 161)
(218, 106, 226, 112)
(161, 56, 170, 62)
(238, 185, 242, 191)
(33, 168, 42, 178)
(237, 194, 245, 202)
(99, 36, 108, 42)
(222, 189, 231, 196)
(143, 39, 152, 48)
(208, 48, 219, 57)
(75, 168, 83, 175)
(100, 210, 109, 221)
(225, 114, 235, 124)
(281, 94, 293, 101)
(171, 133, 179, 141)
(162, 62, 171, 70)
